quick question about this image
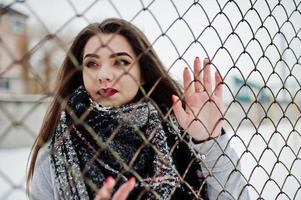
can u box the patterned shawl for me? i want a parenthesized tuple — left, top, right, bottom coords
(49, 86, 208, 199)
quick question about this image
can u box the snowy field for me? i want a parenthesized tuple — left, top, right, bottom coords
(0, 122, 300, 200)
(0, 148, 30, 200)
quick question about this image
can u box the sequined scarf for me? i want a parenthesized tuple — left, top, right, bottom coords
(49, 86, 208, 199)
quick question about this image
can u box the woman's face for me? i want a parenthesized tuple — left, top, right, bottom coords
(82, 33, 143, 107)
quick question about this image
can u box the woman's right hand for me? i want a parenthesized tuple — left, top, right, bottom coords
(94, 177, 136, 200)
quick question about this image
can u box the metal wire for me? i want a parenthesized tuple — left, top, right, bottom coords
(0, 0, 300, 199)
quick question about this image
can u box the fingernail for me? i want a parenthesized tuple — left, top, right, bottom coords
(105, 176, 115, 188)
(129, 177, 136, 183)
(129, 177, 136, 188)
(195, 56, 199, 60)
(171, 95, 177, 103)
(105, 176, 113, 184)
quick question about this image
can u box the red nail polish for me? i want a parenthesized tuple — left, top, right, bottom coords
(129, 177, 136, 183)
(105, 176, 113, 184)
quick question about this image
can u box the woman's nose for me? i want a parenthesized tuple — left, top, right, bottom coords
(97, 66, 114, 83)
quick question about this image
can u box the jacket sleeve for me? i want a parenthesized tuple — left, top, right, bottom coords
(30, 144, 60, 200)
(191, 132, 250, 200)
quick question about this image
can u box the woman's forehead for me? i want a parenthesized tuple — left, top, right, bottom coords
(83, 33, 135, 57)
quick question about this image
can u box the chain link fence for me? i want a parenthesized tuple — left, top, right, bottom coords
(0, 0, 301, 199)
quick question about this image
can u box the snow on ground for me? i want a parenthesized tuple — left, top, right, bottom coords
(0, 148, 31, 200)
(0, 122, 300, 200)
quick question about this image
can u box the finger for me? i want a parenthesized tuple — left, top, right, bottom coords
(112, 177, 136, 200)
(183, 67, 194, 98)
(94, 177, 116, 200)
(214, 70, 222, 97)
(193, 57, 203, 92)
(203, 57, 212, 95)
(172, 95, 187, 123)
(214, 70, 223, 107)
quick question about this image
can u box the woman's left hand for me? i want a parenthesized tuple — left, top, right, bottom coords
(172, 57, 224, 142)
(94, 177, 135, 200)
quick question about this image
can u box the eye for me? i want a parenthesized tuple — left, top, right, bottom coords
(85, 61, 98, 68)
(114, 59, 130, 67)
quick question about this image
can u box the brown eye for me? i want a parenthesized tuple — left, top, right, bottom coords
(85, 61, 98, 68)
(114, 59, 130, 66)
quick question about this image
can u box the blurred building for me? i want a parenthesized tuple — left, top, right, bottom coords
(0, 5, 29, 94)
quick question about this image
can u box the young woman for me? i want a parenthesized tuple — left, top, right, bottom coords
(27, 18, 250, 200)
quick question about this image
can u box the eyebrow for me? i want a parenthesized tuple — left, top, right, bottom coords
(111, 52, 133, 59)
(83, 53, 99, 59)
(83, 52, 133, 59)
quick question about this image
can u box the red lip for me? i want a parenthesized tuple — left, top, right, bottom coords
(100, 88, 118, 97)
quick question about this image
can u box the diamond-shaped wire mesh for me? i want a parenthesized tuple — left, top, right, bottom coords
(0, 0, 301, 199)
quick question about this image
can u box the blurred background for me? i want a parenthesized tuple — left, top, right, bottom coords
(0, 0, 300, 199)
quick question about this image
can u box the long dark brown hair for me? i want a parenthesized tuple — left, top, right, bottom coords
(26, 18, 183, 194)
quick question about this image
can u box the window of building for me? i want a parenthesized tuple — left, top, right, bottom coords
(10, 16, 25, 34)
(0, 78, 10, 90)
